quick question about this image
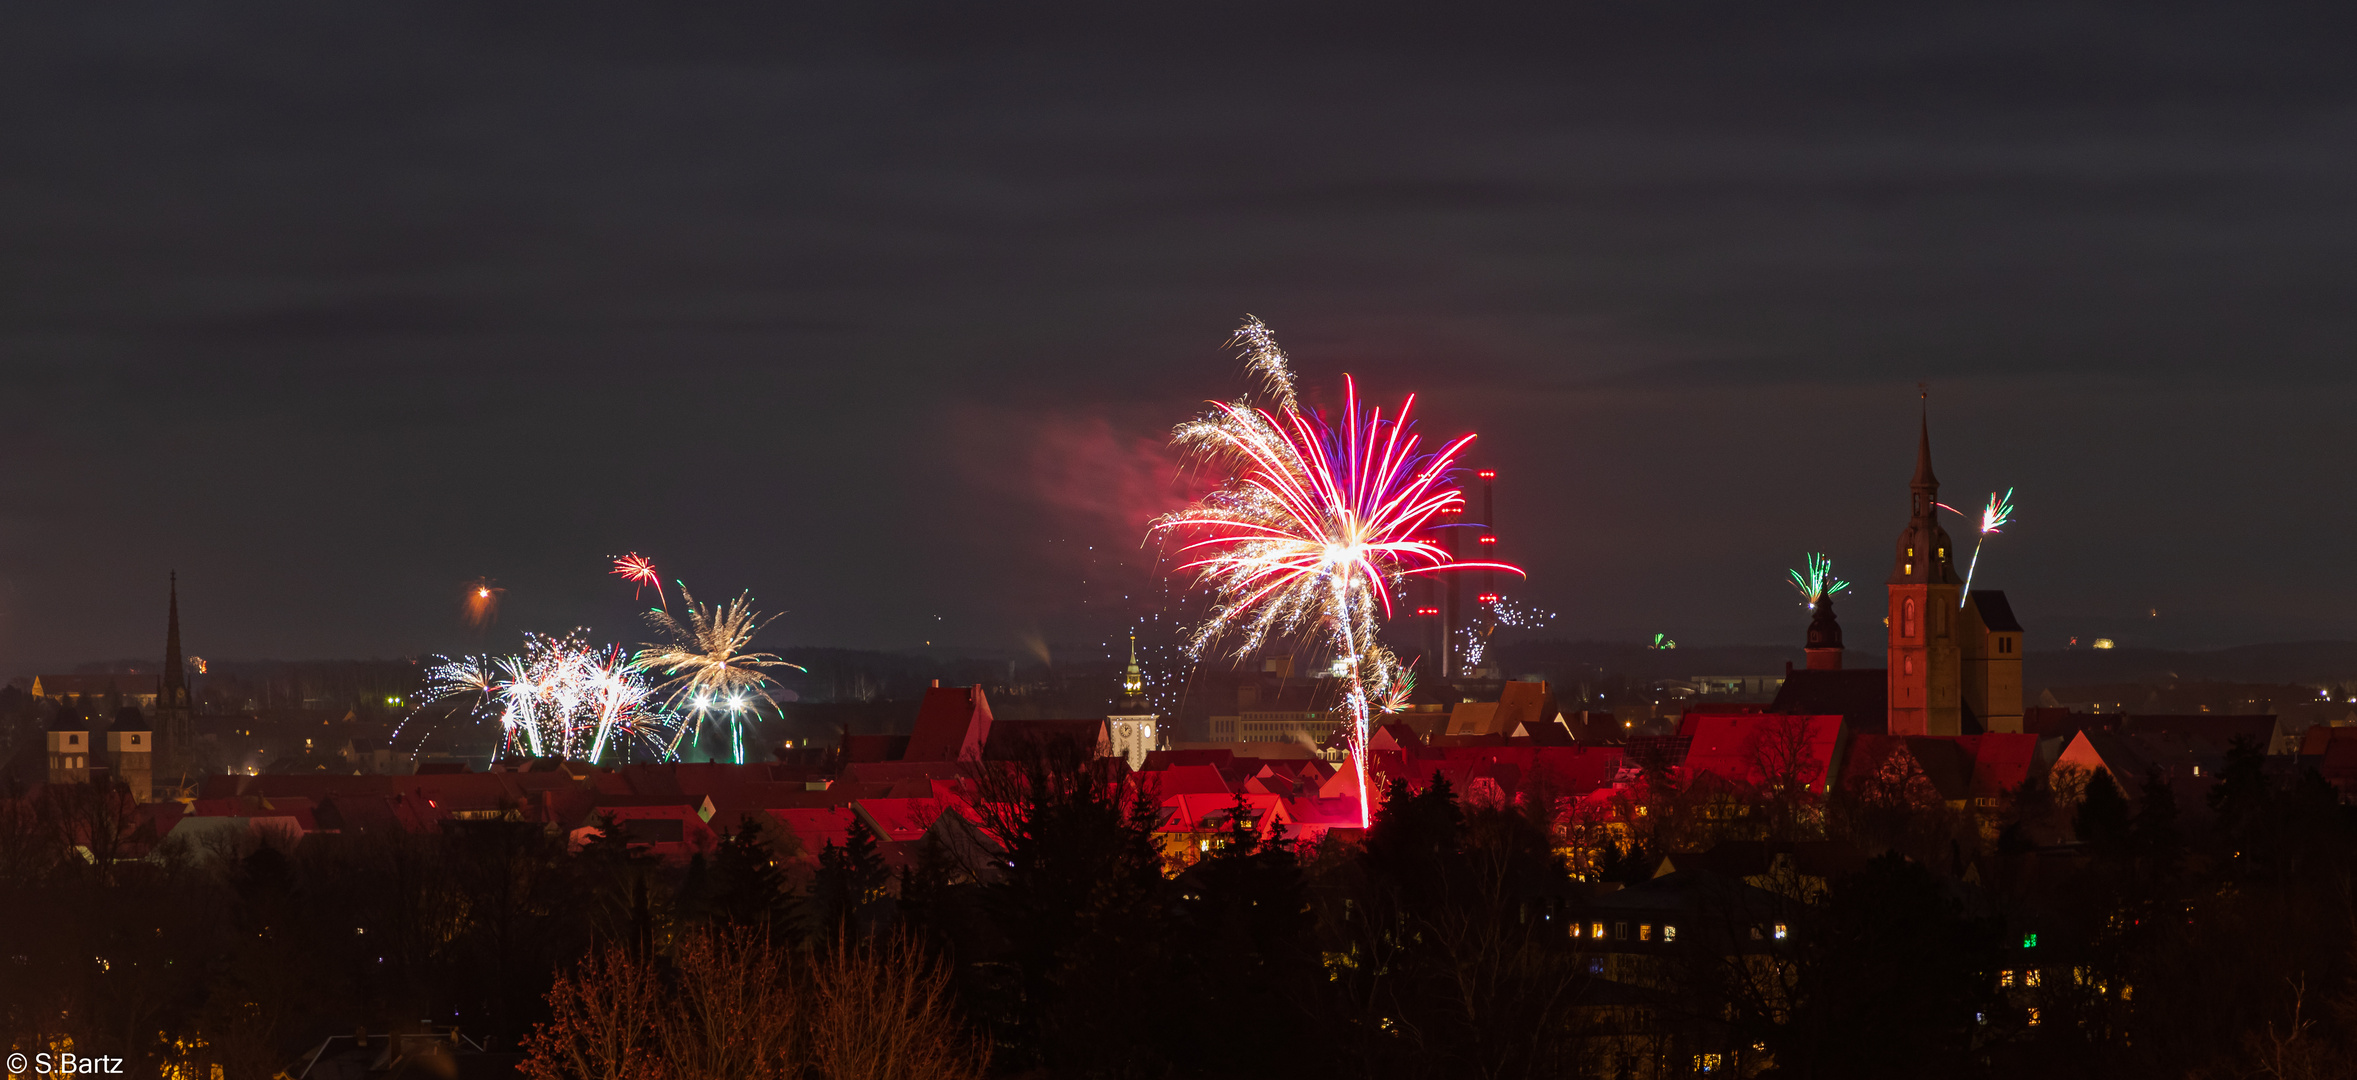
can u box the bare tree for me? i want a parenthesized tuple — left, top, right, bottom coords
(656, 924, 802, 1080)
(807, 934, 990, 1080)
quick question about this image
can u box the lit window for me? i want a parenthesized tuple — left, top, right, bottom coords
(1592, 923, 1606, 940)
(1639, 924, 1653, 941)
(2022, 933, 2038, 948)
(2027, 1007, 2041, 1027)
(2000, 970, 2014, 988)
(1663, 925, 1677, 942)
(1694, 1053, 1722, 1073)
(2025, 969, 2041, 988)
(1772, 923, 1788, 940)
(1570, 923, 1582, 939)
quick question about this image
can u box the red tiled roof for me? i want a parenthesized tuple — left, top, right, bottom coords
(905, 686, 993, 762)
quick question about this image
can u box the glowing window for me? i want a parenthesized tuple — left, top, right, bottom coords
(1772, 923, 1788, 940)
(2025, 969, 2041, 987)
(1663, 925, 1678, 942)
(1592, 923, 1606, 940)
(2027, 1007, 2041, 1027)
(2000, 970, 2014, 988)
(1639, 924, 1653, 941)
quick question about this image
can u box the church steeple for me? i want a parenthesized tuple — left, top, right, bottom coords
(1888, 396, 1965, 737)
(1120, 632, 1145, 699)
(161, 571, 187, 711)
(1804, 590, 1844, 670)
(1891, 401, 1961, 585)
(155, 572, 195, 800)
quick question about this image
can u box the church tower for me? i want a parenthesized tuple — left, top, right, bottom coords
(1106, 632, 1160, 770)
(1888, 409, 1964, 736)
(1804, 591, 1844, 671)
(156, 573, 194, 796)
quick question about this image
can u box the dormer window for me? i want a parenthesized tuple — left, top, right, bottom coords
(67, 734, 79, 745)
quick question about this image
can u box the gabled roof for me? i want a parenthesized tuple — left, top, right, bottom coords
(1769, 670, 1888, 735)
(1968, 591, 2022, 633)
(1147, 764, 1231, 796)
(905, 686, 993, 762)
(1680, 714, 1844, 793)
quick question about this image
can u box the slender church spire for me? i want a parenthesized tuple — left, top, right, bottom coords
(162, 571, 186, 710)
(1913, 402, 1937, 487)
(157, 572, 195, 799)
(1120, 632, 1145, 698)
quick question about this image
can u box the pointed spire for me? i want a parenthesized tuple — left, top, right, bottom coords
(1120, 631, 1145, 697)
(162, 572, 186, 709)
(1912, 389, 1938, 492)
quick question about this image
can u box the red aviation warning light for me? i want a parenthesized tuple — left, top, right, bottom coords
(1415, 606, 1440, 617)
(1476, 470, 1496, 480)
(1478, 593, 1500, 605)
(1478, 535, 1497, 545)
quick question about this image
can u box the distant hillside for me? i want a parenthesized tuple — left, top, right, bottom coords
(2022, 641, 2357, 693)
(1493, 638, 2357, 696)
(1495, 639, 1806, 684)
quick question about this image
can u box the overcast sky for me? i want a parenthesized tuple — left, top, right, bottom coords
(4, 1, 2355, 668)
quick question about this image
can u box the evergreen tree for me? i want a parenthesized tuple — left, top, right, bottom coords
(805, 814, 888, 939)
(711, 814, 791, 932)
(2075, 769, 2131, 857)
(1166, 794, 1320, 1074)
(2129, 768, 2184, 884)
(1776, 853, 2002, 1079)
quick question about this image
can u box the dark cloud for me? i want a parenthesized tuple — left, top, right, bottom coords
(2, 0, 2354, 666)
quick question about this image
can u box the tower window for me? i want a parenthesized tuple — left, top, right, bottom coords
(1903, 599, 1917, 638)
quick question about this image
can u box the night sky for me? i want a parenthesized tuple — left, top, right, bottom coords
(6, 2, 2356, 669)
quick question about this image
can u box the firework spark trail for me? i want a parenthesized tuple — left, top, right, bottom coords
(1459, 596, 1554, 672)
(1230, 314, 1299, 412)
(1787, 553, 1851, 609)
(1960, 488, 2017, 604)
(1374, 659, 1416, 715)
(1154, 319, 1522, 828)
(635, 584, 805, 764)
(611, 553, 665, 608)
